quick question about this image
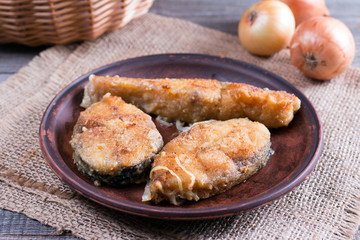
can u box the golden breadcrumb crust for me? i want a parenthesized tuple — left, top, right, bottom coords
(82, 75, 300, 128)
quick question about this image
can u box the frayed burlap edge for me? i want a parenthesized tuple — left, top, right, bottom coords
(0, 13, 359, 240)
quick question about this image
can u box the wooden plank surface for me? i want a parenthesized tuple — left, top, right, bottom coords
(0, 0, 359, 239)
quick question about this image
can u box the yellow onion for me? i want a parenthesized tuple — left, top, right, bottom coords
(275, 0, 329, 26)
(290, 17, 355, 80)
(238, 1, 295, 56)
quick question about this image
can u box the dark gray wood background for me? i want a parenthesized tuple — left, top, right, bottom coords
(0, 0, 359, 239)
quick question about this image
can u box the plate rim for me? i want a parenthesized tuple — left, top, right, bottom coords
(39, 53, 323, 220)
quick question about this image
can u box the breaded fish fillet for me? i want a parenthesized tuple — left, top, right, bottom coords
(142, 118, 272, 205)
(81, 75, 301, 128)
(70, 95, 163, 186)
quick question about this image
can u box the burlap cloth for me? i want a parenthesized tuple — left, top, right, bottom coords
(0, 14, 359, 239)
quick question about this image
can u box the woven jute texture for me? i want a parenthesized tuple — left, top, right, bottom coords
(0, 14, 359, 239)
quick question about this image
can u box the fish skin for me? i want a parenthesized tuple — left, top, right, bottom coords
(142, 118, 272, 205)
(70, 95, 163, 186)
(81, 75, 301, 128)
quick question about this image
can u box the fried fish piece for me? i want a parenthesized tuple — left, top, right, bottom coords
(142, 118, 272, 205)
(70, 95, 163, 186)
(81, 75, 300, 128)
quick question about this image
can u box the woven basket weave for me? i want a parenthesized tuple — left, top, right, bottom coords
(0, 0, 154, 46)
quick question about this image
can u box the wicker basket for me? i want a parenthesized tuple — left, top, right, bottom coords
(0, 0, 154, 46)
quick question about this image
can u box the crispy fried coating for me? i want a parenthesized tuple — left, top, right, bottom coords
(70, 95, 163, 185)
(142, 118, 272, 205)
(81, 75, 301, 128)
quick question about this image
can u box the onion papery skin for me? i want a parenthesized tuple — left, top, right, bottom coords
(290, 17, 355, 80)
(276, 0, 329, 26)
(238, 1, 295, 57)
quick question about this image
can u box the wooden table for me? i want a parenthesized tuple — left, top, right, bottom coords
(1, 0, 359, 239)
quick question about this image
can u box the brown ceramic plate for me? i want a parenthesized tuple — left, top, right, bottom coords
(39, 54, 323, 220)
